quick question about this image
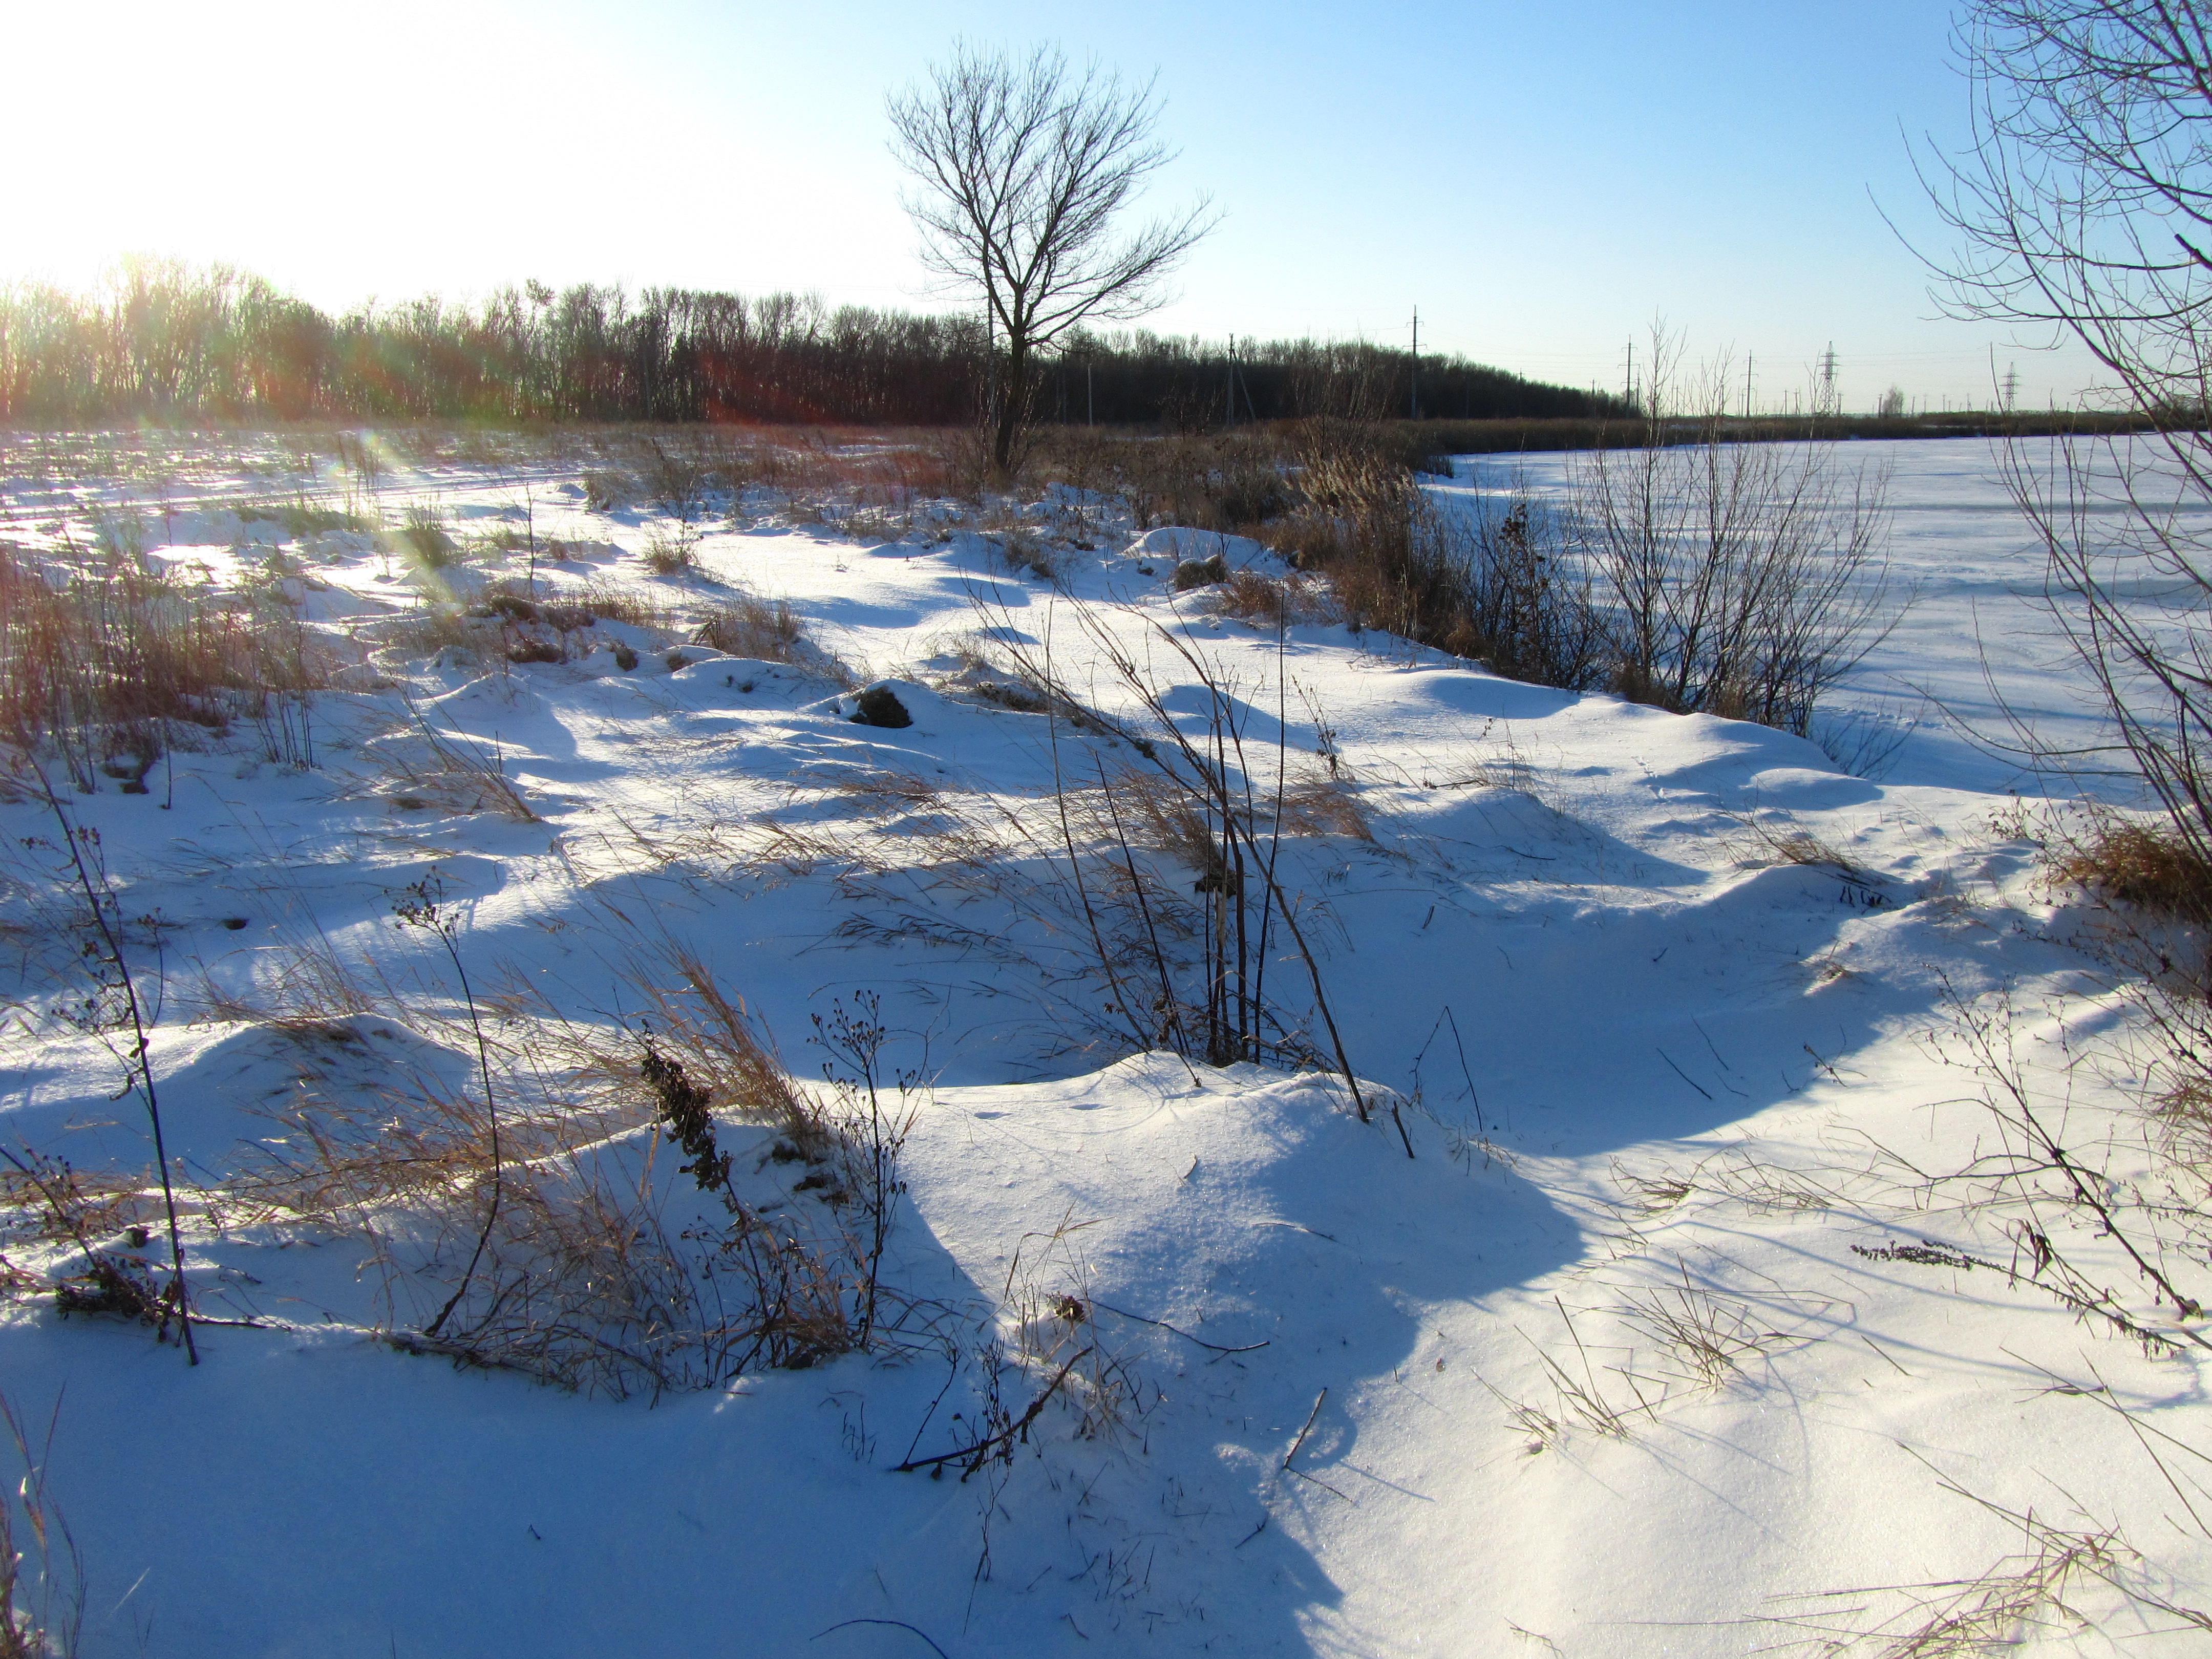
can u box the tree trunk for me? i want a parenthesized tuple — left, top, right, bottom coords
(992, 338, 1029, 483)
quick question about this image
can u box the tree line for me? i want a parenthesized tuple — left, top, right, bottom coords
(0, 263, 1624, 428)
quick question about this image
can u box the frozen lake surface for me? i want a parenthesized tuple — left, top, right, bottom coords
(1456, 433, 2212, 799)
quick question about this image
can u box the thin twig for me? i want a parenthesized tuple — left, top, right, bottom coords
(1283, 1387, 1328, 1471)
(892, 1347, 1092, 1476)
(1089, 1299, 1269, 1356)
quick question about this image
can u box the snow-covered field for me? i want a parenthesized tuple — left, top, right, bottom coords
(0, 433, 2205, 1657)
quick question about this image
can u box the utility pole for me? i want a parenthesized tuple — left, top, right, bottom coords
(1226, 333, 1236, 428)
(1625, 336, 1635, 410)
(1086, 359, 1093, 427)
(1409, 306, 1419, 421)
(1743, 354, 1754, 419)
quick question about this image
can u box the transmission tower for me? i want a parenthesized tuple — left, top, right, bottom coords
(1816, 343, 1839, 417)
(2002, 361, 2019, 413)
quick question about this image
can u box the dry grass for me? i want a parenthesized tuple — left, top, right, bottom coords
(692, 591, 853, 684)
(1757, 1491, 2172, 1658)
(0, 1391, 83, 1659)
(0, 1152, 156, 1250)
(554, 579, 680, 634)
(693, 592, 800, 658)
(1209, 568, 1338, 628)
(593, 941, 835, 1162)
(1726, 812, 1882, 892)
(1097, 764, 1224, 883)
(1278, 771, 1374, 841)
(988, 530, 1060, 583)
(640, 531, 698, 576)
(369, 602, 480, 665)
(0, 542, 333, 786)
(582, 469, 639, 512)
(195, 947, 876, 1395)
(366, 699, 541, 821)
(2053, 818, 2212, 928)
(1614, 1268, 1780, 1392)
(1034, 429, 1287, 531)
(1613, 1149, 1843, 1217)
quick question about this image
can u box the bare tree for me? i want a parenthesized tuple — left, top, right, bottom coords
(887, 43, 1216, 480)
(1920, 1, 2212, 848)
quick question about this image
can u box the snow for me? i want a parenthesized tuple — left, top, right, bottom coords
(0, 434, 2205, 1656)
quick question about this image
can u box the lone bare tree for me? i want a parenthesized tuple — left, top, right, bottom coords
(887, 44, 1216, 480)
(1921, 1, 2212, 850)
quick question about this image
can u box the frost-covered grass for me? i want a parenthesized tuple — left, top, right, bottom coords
(0, 432, 2206, 1657)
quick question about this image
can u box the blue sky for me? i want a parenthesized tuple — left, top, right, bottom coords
(5, 0, 2093, 409)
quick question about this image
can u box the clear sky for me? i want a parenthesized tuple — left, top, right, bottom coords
(4, 0, 2099, 411)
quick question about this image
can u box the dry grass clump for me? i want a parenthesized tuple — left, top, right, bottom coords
(1070, 431, 1289, 531)
(194, 946, 891, 1395)
(355, 700, 540, 821)
(1084, 760, 1369, 868)
(378, 504, 459, 573)
(2052, 818, 2212, 928)
(369, 603, 488, 665)
(1210, 568, 1338, 628)
(693, 592, 797, 656)
(0, 1152, 155, 1250)
(553, 578, 679, 633)
(0, 1388, 83, 1659)
(582, 469, 640, 512)
(640, 531, 698, 576)
(605, 943, 836, 1163)
(989, 530, 1060, 583)
(692, 591, 852, 684)
(0, 541, 333, 786)
(1112, 767, 1225, 882)
(1278, 771, 1373, 841)
(228, 1053, 832, 1395)
(1759, 1477, 2210, 1659)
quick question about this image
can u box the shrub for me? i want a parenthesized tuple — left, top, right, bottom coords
(1570, 369, 1892, 735)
